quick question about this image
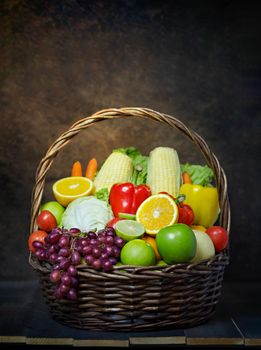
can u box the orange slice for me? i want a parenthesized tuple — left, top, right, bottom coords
(136, 194, 179, 235)
(52, 177, 94, 207)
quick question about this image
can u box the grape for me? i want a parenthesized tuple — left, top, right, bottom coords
(59, 257, 70, 270)
(58, 247, 70, 257)
(49, 245, 57, 254)
(101, 252, 109, 260)
(32, 241, 44, 249)
(44, 235, 50, 245)
(114, 236, 125, 248)
(69, 228, 81, 234)
(53, 263, 60, 270)
(54, 287, 63, 299)
(97, 235, 106, 244)
(112, 246, 120, 257)
(49, 253, 58, 264)
(52, 227, 63, 235)
(104, 246, 113, 257)
(68, 265, 77, 276)
(92, 247, 101, 258)
(59, 235, 70, 248)
(61, 273, 72, 286)
(84, 255, 94, 265)
(90, 238, 98, 246)
(105, 228, 116, 237)
(103, 259, 113, 272)
(109, 257, 117, 265)
(56, 255, 64, 263)
(49, 231, 60, 244)
(39, 250, 46, 261)
(71, 251, 81, 265)
(92, 259, 102, 270)
(82, 245, 92, 255)
(67, 288, 77, 300)
(60, 283, 70, 294)
(45, 248, 51, 259)
(105, 236, 114, 246)
(61, 228, 69, 235)
(88, 232, 97, 239)
(80, 238, 89, 247)
(71, 277, 78, 288)
(50, 269, 61, 283)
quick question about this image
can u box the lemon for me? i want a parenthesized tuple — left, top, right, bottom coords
(52, 177, 94, 207)
(115, 220, 145, 241)
(136, 194, 179, 235)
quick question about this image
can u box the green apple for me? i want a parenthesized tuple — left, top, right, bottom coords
(190, 230, 215, 263)
(156, 223, 196, 264)
(41, 201, 65, 225)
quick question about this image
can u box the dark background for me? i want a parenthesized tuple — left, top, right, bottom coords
(1, 0, 260, 282)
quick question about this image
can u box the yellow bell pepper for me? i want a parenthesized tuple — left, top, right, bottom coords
(179, 184, 219, 228)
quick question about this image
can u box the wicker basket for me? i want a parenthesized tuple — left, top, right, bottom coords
(29, 107, 230, 331)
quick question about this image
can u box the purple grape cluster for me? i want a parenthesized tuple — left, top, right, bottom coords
(73, 228, 125, 272)
(32, 227, 125, 301)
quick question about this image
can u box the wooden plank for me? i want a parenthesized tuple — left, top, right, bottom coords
(232, 315, 261, 346)
(184, 306, 244, 346)
(222, 282, 261, 346)
(73, 324, 129, 347)
(129, 329, 185, 345)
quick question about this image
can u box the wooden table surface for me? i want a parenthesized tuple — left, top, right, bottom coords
(0, 280, 260, 348)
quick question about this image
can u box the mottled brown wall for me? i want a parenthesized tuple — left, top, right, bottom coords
(1, 0, 260, 281)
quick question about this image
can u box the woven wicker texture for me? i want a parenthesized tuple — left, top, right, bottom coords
(29, 107, 230, 331)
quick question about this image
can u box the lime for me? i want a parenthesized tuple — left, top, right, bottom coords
(156, 223, 197, 264)
(115, 220, 145, 241)
(118, 212, 136, 220)
(120, 239, 156, 266)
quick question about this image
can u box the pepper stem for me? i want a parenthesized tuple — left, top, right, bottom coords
(175, 194, 186, 204)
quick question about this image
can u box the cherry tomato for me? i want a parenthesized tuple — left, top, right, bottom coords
(206, 226, 228, 252)
(37, 210, 57, 232)
(28, 230, 48, 252)
(178, 203, 194, 226)
(106, 217, 125, 229)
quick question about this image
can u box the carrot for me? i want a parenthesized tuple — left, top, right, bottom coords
(182, 171, 192, 184)
(85, 158, 98, 180)
(71, 161, 83, 176)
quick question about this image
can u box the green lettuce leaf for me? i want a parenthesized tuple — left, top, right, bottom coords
(181, 163, 214, 186)
(94, 188, 109, 204)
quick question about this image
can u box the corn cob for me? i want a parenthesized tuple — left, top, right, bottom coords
(94, 152, 133, 192)
(147, 147, 181, 197)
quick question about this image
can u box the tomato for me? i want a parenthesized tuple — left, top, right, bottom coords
(178, 203, 194, 226)
(28, 230, 48, 252)
(206, 226, 228, 252)
(37, 210, 57, 232)
(106, 217, 125, 229)
(156, 223, 196, 264)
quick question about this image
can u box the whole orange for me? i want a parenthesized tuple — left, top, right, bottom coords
(142, 234, 161, 260)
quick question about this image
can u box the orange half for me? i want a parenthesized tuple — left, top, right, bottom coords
(52, 177, 94, 207)
(136, 194, 179, 235)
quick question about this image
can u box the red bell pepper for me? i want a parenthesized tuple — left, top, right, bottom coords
(109, 183, 151, 217)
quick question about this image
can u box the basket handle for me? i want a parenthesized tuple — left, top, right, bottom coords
(30, 107, 230, 234)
